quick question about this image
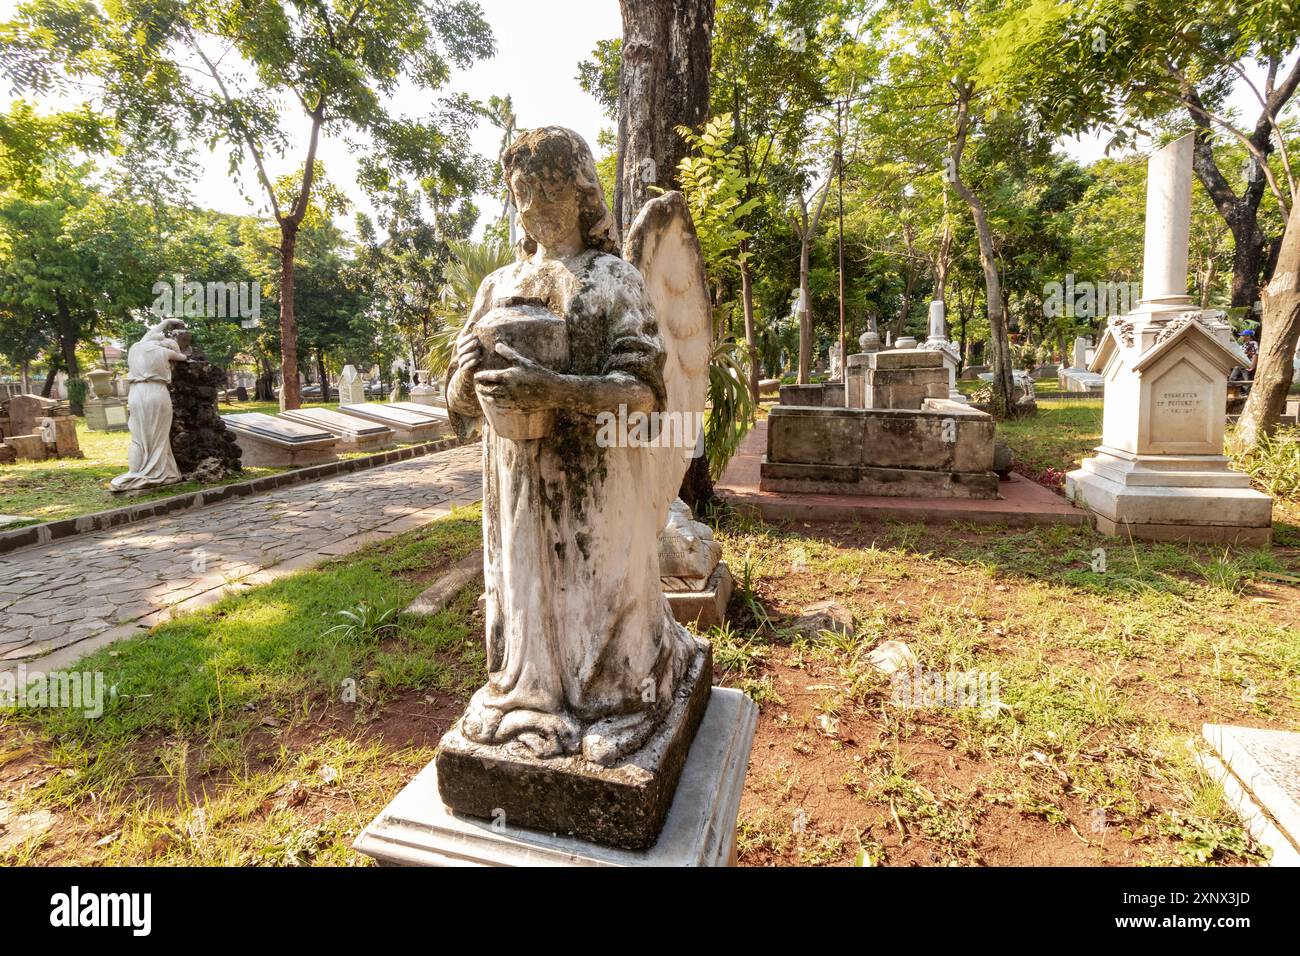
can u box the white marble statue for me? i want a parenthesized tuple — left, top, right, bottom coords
(110, 319, 188, 492)
(446, 127, 710, 766)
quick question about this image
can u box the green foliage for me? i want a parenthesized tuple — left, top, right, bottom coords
(674, 114, 762, 282)
(424, 236, 513, 378)
(705, 338, 756, 479)
(1231, 425, 1300, 499)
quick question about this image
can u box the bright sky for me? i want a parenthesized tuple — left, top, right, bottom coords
(0, 0, 1277, 234)
(0, 0, 620, 234)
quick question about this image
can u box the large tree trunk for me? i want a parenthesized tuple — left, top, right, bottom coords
(618, 0, 714, 231)
(278, 225, 301, 411)
(620, 0, 715, 507)
(1237, 197, 1300, 447)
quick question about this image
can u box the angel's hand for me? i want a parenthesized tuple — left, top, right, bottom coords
(473, 343, 568, 412)
(448, 326, 484, 413)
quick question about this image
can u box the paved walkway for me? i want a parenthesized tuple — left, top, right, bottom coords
(0, 443, 482, 671)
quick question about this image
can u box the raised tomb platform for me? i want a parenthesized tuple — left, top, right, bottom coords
(762, 346, 1000, 500)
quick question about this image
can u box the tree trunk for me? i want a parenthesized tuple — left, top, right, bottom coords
(278, 225, 301, 411)
(620, 0, 716, 509)
(40, 354, 60, 397)
(950, 92, 1013, 416)
(316, 349, 330, 404)
(1237, 197, 1300, 446)
(740, 238, 759, 405)
(56, 296, 83, 415)
(798, 235, 813, 384)
(617, 0, 713, 230)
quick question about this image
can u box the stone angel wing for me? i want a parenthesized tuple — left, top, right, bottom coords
(623, 191, 712, 524)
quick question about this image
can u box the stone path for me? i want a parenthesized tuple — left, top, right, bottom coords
(0, 443, 482, 671)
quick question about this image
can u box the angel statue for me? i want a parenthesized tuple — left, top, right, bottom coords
(445, 126, 711, 768)
(110, 318, 189, 493)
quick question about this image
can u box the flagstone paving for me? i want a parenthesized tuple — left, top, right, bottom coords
(0, 442, 483, 671)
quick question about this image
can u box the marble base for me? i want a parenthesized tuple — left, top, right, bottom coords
(1199, 724, 1300, 867)
(434, 641, 713, 850)
(353, 686, 758, 866)
(665, 562, 732, 629)
(1066, 447, 1272, 545)
(226, 430, 338, 468)
(84, 397, 128, 432)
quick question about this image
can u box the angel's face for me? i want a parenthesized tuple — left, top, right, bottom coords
(510, 169, 581, 249)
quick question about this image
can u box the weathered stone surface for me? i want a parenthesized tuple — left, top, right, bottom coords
(792, 599, 853, 635)
(404, 550, 483, 616)
(434, 640, 713, 851)
(664, 562, 732, 629)
(337, 403, 447, 443)
(863, 348, 943, 371)
(281, 407, 395, 451)
(867, 640, 917, 676)
(766, 405, 995, 473)
(778, 383, 845, 407)
(222, 413, 337, 467)
(5, 434, 45, 461)
(169, 356, 241, 480)
(38, 416, 81, 458)
(354, 686, 757, 866)
(1202, 724, 1300, 865)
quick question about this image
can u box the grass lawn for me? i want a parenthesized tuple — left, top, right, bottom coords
(1, 403, 1297, 867)
(0, 400, 432, 529)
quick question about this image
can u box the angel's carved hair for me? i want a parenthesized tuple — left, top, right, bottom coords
(502, 126, 620, 258)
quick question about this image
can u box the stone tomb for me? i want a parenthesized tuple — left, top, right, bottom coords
(337, 365, 366, 406)
(336, 402, 448, 444)
(383, 401, 452, 424)
(221, 412, 338, 467)
(768, 347, 999, 499)
(1066, 133, 1271, 544)
(1199, 724, 1300, 866)
(762, 399, 998, 498)
(855, 348, 949, 410)
(280, 407, 395, 452)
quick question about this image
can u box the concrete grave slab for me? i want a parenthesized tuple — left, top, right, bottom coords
(222, 412, 339, 467)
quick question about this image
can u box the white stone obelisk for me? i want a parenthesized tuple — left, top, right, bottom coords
(920, 300, 965, 402)
(1065, 133, 1271, 544)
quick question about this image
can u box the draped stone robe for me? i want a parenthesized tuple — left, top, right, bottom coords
(448, 249, 696, 762)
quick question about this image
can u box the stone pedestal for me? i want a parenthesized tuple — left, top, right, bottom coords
(1066, 314, 1272, 543)
(434, 640, 714, 851)
(1067, 134, 1271, 544)
(84, 396, 128, 432)
(761, 401, 999, 498)
(860, 349, 948, 410)
(664, 562, 733, 629)
(353, 685, 757, 867)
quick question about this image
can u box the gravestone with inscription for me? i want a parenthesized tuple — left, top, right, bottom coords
(1066, 133, 1272, 544)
